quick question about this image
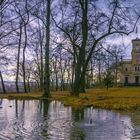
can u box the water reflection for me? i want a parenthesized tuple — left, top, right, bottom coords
(0, 99, 139, 140)
(71, 108, 85, 140)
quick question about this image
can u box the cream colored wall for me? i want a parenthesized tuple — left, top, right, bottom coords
(117, 39, 140, 85)
(118, 63, 133, 84)
(117, 39, 140, 84)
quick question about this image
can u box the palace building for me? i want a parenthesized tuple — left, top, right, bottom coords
(117, 38, 140, 86)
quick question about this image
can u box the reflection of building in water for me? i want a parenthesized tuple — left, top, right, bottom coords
(117, 39, 140, 86)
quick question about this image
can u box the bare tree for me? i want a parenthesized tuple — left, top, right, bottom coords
(52, 0, 140, 96)
(44, 0, 51, 97)
(15, 21, 22, 93)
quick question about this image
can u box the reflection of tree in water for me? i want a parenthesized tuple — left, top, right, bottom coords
(15, 100, 50, 140)
(14, 100, 26, 140)
(72, 108, 84, 122)
(0, 99, 2, 106)
(70, 108, 85, 140)
(15, 100, 25, 118)
(40, 100, 50, 139)
(43, 100, 50, 117)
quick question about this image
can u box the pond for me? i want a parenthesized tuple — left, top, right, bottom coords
(0, 99, 140, 140)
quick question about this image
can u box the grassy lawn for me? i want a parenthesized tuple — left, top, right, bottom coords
(50, 87, 140, 111)
(1, 87, 140, 111)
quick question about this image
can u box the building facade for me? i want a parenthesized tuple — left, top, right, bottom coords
(118, 38, 140, 86)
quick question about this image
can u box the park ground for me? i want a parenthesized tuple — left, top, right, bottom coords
(0, 87, 140, 111)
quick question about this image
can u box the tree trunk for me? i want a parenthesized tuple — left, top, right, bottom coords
(0, 71, 6, 93)
(98, 59, 101, 86)
(67, 69, 71, 90)
(38, 19, 44, 91)
(27, 80, 30, 92)
(55, 72, 58, 91)
(16, 22, 22, 93)
(80, 70, 86, 93)
(115, 55, 118, 86)
(61, 74, 64, 91)
(22, 23, 27, 93)
(40, 41, 44, 91)
(44, 0, 51, 97)
(27, 75, 30, 92)
(73, 59, 82, 96)
(71, 58, 75, 93)
(72, 0, 88, 96)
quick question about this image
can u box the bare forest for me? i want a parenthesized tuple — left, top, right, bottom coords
(0, 0, 140, 96)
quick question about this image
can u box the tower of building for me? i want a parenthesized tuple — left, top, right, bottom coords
(131, 38, 140, 84)
(132, 38, 140, 66)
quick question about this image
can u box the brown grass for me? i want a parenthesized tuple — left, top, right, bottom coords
(50, 87, 140, 111)
(1, 87, 140, 111)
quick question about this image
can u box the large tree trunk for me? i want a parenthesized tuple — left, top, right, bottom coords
(0, 71, 6, 93)
(44, 0, 51, 97)
(80, 70, 86, 93)
(72, 0, 88, 96)
(16, 22, 22, 93)
(73, 61, 82, 96)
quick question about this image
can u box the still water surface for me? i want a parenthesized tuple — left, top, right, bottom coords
(0, 99, 140, 140)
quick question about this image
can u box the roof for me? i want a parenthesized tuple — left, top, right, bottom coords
(120, 59, 132, 64)
(132, 38, 140, 42)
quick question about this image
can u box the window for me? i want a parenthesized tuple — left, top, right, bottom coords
(135, 76, 139, 84)
(125, 68, 128, 71)
(125, 77, 128, 84)
(135, 66, 140, 71)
